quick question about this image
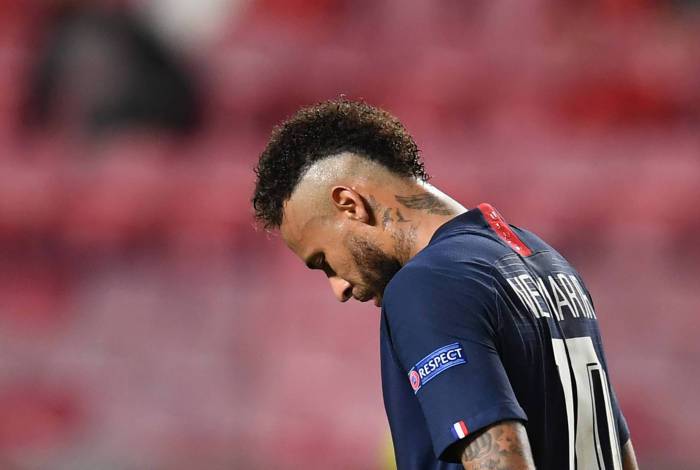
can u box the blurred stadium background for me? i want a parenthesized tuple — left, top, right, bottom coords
(0, 1, 699, 469)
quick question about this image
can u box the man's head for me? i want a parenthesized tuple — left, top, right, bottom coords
(253, 99, 458, 305)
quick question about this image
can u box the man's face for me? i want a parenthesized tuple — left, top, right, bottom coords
(281, 203, 401, 307)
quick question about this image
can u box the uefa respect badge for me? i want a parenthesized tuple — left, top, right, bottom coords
(408, 342, 467, 393)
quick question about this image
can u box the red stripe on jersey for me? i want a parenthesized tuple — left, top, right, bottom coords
(478, 203, 532, 257)
(459, 420, 469, 436)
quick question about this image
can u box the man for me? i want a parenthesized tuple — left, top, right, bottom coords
(252, 99, 638, 470)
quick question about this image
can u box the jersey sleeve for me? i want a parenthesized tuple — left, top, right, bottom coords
(383, 261, 528, 462)
(616, 397, 630, 446)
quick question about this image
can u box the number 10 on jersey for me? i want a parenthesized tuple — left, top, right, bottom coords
(552, 337, 623, 470)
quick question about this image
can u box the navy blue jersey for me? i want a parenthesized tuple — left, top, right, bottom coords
(380, 204, 629, 470)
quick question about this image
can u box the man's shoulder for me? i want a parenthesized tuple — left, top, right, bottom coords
(383, 239, 499, 312)
(382, 212, 557, 314)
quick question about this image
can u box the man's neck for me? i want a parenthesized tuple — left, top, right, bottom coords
(388, 182, 467, 264)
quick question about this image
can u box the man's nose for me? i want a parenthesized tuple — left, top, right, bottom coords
(329, 276, 352, 302)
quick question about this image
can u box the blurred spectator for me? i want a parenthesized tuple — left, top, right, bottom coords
(22, 1, 201, 139)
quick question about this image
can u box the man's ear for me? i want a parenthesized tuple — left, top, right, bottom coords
(330, 186, 370, 223)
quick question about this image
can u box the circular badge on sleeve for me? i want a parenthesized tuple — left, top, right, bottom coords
(409, 370, 421, 391)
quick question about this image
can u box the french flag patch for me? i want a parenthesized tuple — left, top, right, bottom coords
(451, 420, 469, 440)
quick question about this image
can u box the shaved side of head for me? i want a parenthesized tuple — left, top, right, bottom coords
(286, 152, 414, 227)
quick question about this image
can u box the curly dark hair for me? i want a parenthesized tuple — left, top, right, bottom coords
(252, 98, 428, 230)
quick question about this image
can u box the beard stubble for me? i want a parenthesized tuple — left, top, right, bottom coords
(346, 235, 404, 301)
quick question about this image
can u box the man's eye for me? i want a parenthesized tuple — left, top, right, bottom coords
(308, 254, 323, 270)
(315, 255, 335, 276)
